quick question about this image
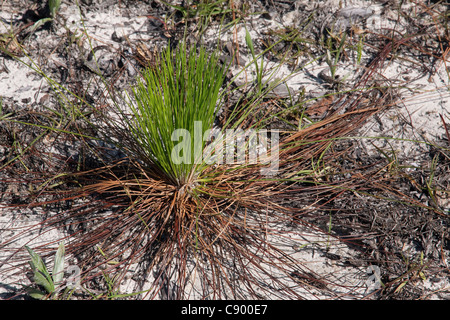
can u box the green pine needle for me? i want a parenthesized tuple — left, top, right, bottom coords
(125, 43, 226, 186)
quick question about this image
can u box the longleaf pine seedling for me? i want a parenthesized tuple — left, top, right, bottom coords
(65, 39, 387, 298)
(122, 43, 226, 187)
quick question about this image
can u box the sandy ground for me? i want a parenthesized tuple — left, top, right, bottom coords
(0, 0, 449, 299)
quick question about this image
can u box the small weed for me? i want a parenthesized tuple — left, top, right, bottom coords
(245, 27, 264, 94)
(49, 0, 62, 19)
(25, 242, 68, 300)
(28, 0, 62, 33)
(389, 252, 429, 295)
(160, 0, 233, 38)
(325, 31, 347, 84)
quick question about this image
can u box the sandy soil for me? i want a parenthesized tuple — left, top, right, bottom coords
(0, 0, 449, 299)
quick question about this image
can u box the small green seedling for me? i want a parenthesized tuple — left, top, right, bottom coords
(0, 98, 13, 121)
(29, 0, 61, 33)
(25, 242, 65, 299)
(325, 32, 347, 83)
(245, 27, 264, 93)
(49, 0, 62, 19)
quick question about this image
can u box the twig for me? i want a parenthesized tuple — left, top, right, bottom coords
(440, 113, 450, 142)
